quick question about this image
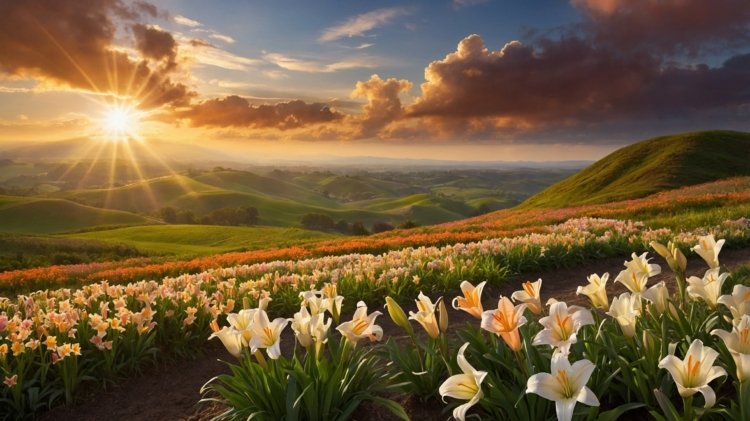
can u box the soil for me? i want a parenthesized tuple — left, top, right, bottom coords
(37, 247, 750, 421)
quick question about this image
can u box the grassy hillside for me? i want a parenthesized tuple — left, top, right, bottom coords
(66, 225, 337, 257)
(0, 195, 150, 234)
(521, 130, 750, 208)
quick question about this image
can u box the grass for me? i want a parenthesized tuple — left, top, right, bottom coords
(66, 224, 338, 257)
(0, 195, 150, 234)
(521, 130, 750, 208)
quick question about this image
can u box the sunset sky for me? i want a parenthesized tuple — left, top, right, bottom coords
(0, 0, 749, 161)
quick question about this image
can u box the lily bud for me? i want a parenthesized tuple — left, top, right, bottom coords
(438, 299, 449, 333)
(385, 297, 412, 334)
(242, 297, 251, 310)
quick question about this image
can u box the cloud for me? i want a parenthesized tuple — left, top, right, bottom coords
(351, 74, 412, 136)
(209, 33, 235, 44)
(181, 39, 260, 71)
(453, 0, 490, 9)
(174, 14, 201, 27)
(319, 7, 412, 42)
(571, 0, 750, 55)
(177, 96, 343, 130)
(264, 53, 377, 73)
(132, 24, 177, 69)
(0, 0, 193, 109)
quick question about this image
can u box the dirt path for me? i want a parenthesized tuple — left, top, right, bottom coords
(38, 247, 750, 421)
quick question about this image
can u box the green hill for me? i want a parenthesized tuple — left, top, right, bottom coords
(0, 196, 150, 234)
(520, 130, 750, 208)
(66, 225, 337, 257)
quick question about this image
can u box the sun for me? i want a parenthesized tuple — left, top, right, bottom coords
(100, 105, 141, 141)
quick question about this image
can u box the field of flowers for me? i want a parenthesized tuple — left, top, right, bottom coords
(1, 215, 749, 418)
(1, 177, 749, 294)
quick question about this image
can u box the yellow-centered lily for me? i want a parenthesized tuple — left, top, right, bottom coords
(290, 306, 314, 348)
(614, 268, 649, 295)
(642, 281, 675, 316)
(438, 342, 487, 421)
(526, 354, 599, 421)
(512, 279, 543, 315)
(712, 315, 750, 382)
(687, 267, 729, 308)
(658, 339, 727, 408)
(249, 309, 289, 359)
(576, 273, 609, 310)
(606, 292, 640, 338)
(480, 296, 527, 352)
(533, 301, 594, 355)
(408, 292, 441, 339)
(452, 280, 486, 319)
(718, 284, 750, 324)
(692, 234, 725, 269)
(336, 301, 383, 345)
(624, 252, 661, 279)
(209, 325, 245, 359)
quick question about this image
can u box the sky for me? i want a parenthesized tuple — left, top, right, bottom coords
(0, 0, 749, 161)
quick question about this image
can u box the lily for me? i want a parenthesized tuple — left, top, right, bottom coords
(299, 290, 328, 316)
(439, 342, 487, 421)
(651, 241, 687, 274)
(642, 281, 674, 316)
(526, 354, 599, 421)
(249, 309, 289, 359)
(480, 296, 527, 352)
(533, 301, 594, 355)
(512, 279, 543, 315)
(226, 309, 255, 345)
(687, 268, 729, 308)
(692, 234, 725, 269)
(452, 280, 486, 319)
(576, 273, 609, 310)
(290, 306, 314, 348)
(408, 292, 441, 339)
(321, 283, 343, 323)
(718, 284, 750, 323)
(606, 292, 640, 338)
(336, 301, 383, 345)
(624, 252, 661, 279)
(209, 326, 245, 359)
(712, 315, 750, 382)
(659, 339, 727, 408)
(614, 268, 649, 295)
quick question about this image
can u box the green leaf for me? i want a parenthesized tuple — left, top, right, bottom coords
(596, 403, 647, 421)
(654, 389, 682, 421)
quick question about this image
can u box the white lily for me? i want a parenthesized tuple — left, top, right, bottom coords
(606, 293, 640, 338)
(659, 339, 727, 408)
(321, 283, 344, 322)
(248, 309, 289, 359)
(310, 312, 332, 346)
(452, 280, 486, 319)
(226, 309, 256, 345)
(614, 268, 649, 294)
(712, 315, 750, 382)
(299, 290, 328, 316)
(718, 284, 750, 323)
(209, 326, 245, 359)
(692, 234, 725, 269)
(533, 301, 594, 355)
(290, 306, 314, 348)
(408, 292, 440, 339)
(439, 342, 487, 421)
(512, 279, 543, 315)
(526, 354, 599, 421)
(624, 252, 661, 279)
(576, 273, 609, 310)
(687, 268, 729, 308)
(480, 296, 527, 352)
(336, 301, 383, 345)
(642, 281, 674, 316)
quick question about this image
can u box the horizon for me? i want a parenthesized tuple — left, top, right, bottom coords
(1, 0, 749, 163)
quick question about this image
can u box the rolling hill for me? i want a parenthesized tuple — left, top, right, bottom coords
(521, 130, 750, 208)
(0, 195, 150, 234)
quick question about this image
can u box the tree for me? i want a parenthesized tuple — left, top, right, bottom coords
(351, 221, 369, 236)
(371, 221, 394, 234)
(175, 209, 197, 224)
(159, 206, 178, 223)
(334, 219, 351, 234)
(301, 213, 335, 231)
(398, 220, 418, 229)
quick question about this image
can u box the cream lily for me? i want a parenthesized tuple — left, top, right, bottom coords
(336, 301, 383, 345)
(526, 354, 599, 421)
(692, 234, 725, 269)
(512, 279, 543, 315)
(452, 280, 486, 319)
(606, 292, 640, 338)
(533, 301, 594, 355)
(227, 309, 256, 346)
(718, 284, 750, 323)
(624, 252, 661, 279)
(321, 283, 344, 323)
(651, 241, 687, 274)
(659, 339, 727, 408)
(249, 309, 289, 359)
(408, 292, 441, 339)
(576, 273, 609, 310)
(642, 281, 673, 316)
(687, 268, 729, 308)
(209, 326, 245, 359)
(480, 296, 527, 352)
(712, 315, 750, 382)
(614, 268, 649, 295)
(439, 342, 487, 421)
(299, 290, 328, 316)
(290, 306, 314, 348)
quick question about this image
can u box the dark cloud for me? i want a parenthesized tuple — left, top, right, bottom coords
(0, 0, 193, 109)
(178, 96, 343, 130)
(572, 0, 750, 55)
(132, 24, 178, 69)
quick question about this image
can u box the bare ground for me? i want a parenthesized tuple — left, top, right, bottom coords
(38, 248, 750, 421)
